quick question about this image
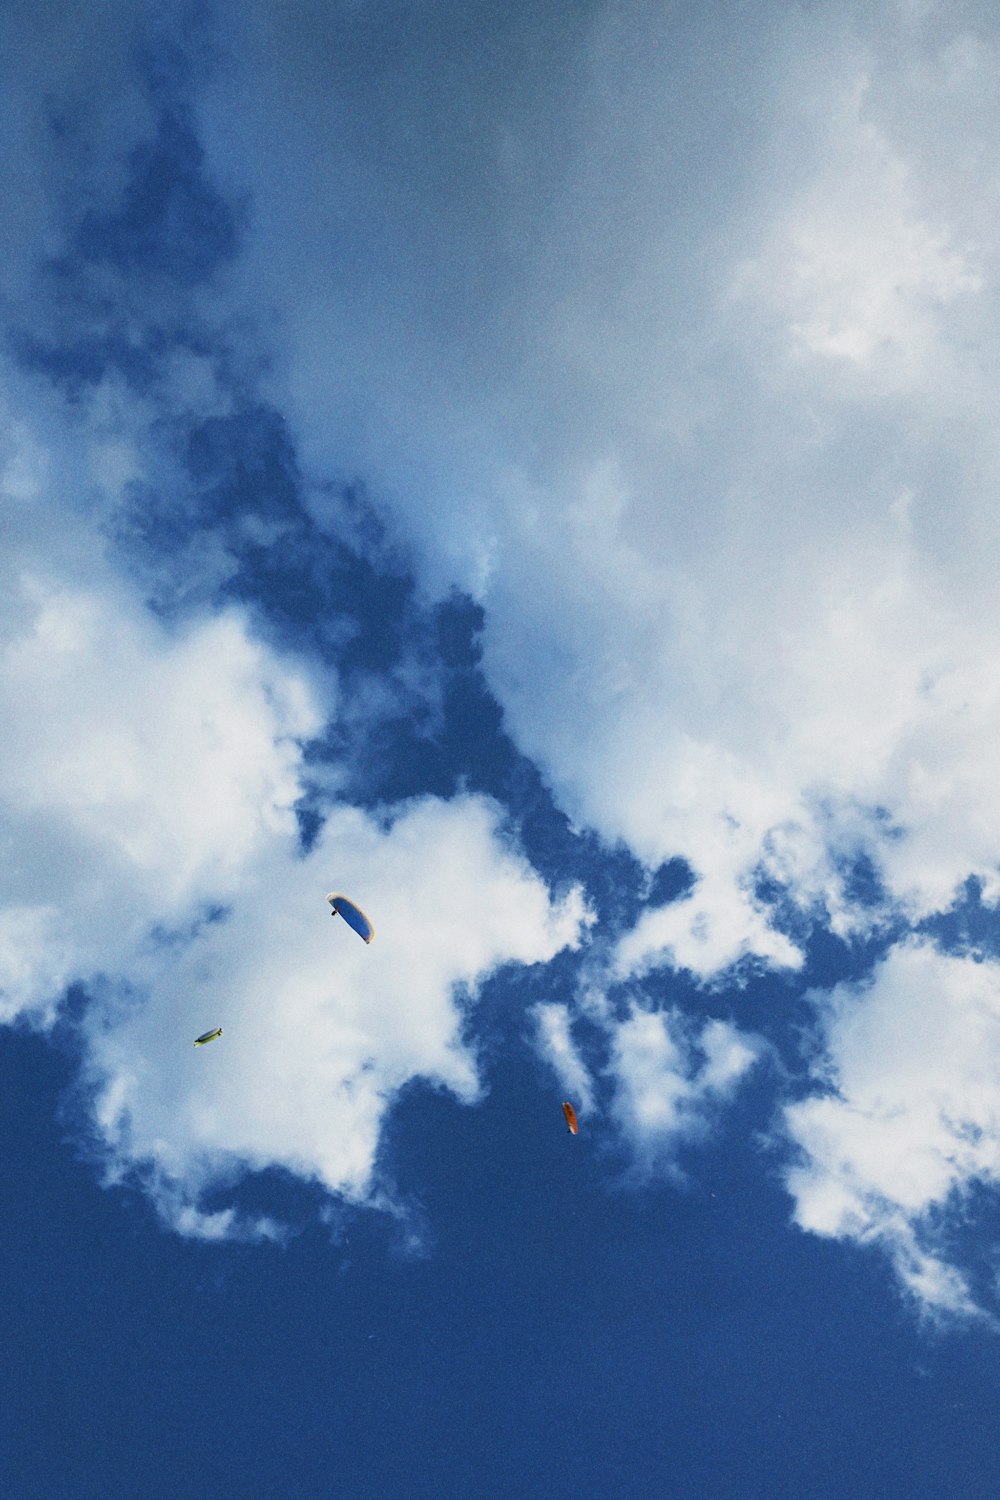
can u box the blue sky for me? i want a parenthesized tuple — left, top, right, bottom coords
(6, 1, 1000, 1494)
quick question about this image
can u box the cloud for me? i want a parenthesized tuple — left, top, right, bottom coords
(607, 1006, 761, 1175)
(0, 596, 315, 1021)
(533, 1001, 595, 1113)
(784, 939, 1000, 1318)
(10, 0, 1000, 1304)
(532, 982, 765, 1177)
(0, 375, 584, 1229)
(0, 367, 584, 1232)
(187, 0, 1000, 989)
(613, 874, 804, 983)
(0, 370, 319, 1025)
(732, 59, 983, 385)
(0, 70, 585, 1233)
(82, 796, 584, 1233)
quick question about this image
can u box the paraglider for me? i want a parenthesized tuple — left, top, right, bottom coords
(562, 1101, 579, 1135)
(327, 893, 375, 944)
(194, 1028, 223, 1047)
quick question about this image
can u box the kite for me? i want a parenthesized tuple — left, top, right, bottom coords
(562, 1101, 579, 1135)
(194, 1028, 223, 1047)
(327, 893, 375, 944)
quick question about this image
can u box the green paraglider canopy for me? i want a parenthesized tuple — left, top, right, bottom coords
(327, 893, 375, 944)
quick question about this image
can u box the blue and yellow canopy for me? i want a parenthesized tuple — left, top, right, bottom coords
(326, 893, 375, 944)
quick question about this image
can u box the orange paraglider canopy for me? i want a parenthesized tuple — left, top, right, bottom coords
(562, 1101, 579, 1135)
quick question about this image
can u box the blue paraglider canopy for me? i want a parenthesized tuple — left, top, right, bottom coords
(327, 893, 375, 944)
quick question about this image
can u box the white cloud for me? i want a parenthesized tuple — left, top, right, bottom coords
(613, 875, 803, 983)
(82, 796, 584, 1232)
(0, 377, 320, 1024)
(533, 1001, 595, 1113)
(784, 939, 1000, 1317)
(734, 73, 982, 383)
(608, 1006, 761, 1173)
(0, 368, 583, 1231)
(12, 0, 1000, 1299)
(0, 589, 311, 1002)
(2, 587, 315, 893)
(0, 541, 318, 1024)
(192, 0, 1000, 984)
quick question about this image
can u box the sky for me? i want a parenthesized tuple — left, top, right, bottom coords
(5, 0, 1000, 1495)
